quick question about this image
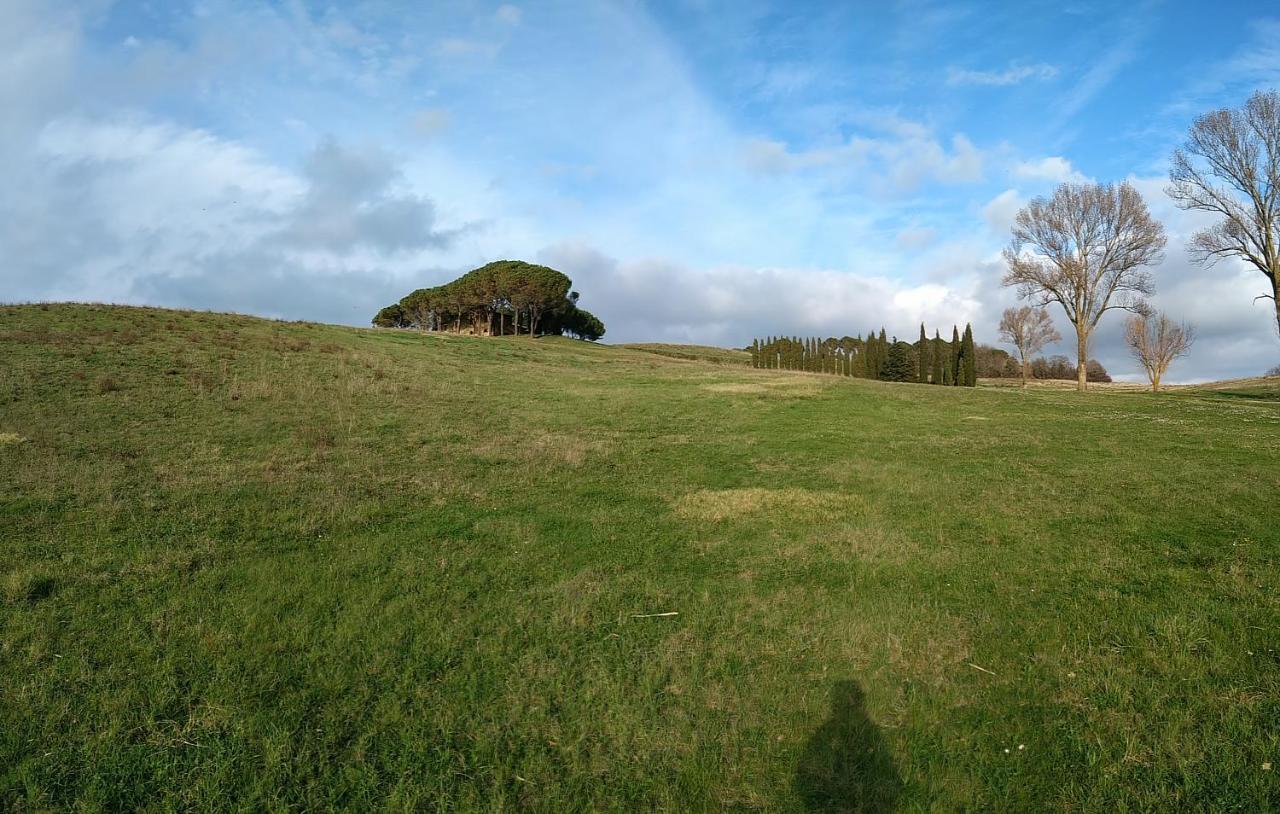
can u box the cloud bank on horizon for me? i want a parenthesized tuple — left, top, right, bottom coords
(3, 0, 1279, 382)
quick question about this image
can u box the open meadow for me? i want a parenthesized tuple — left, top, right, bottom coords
(2, 304, 1279, 811)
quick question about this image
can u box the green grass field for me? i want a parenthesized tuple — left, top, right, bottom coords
(3, 303, 1279, 812)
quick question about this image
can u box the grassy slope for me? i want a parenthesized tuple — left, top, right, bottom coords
(2, 304, 1278, 812)
(616, 342, 752, 365)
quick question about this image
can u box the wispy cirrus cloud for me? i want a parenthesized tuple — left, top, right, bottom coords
(1165, 18, 1280, 115)
(1050, 3, 1156, 130)
(946, 62, 1058, 87)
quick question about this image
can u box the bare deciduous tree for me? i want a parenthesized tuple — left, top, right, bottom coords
(1124, 313, 1195, 392)
(1002, 181, 1166, 391)
(1168, 90, 1280, 338)
(998, 306, 1061, 386)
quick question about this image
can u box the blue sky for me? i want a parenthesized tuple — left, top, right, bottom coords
(4, 0, 1280, 381)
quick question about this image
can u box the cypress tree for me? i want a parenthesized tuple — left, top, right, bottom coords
(877, 328, 888, 380)
(961, 323, 977, 386)
(931, 330, 944, 385)
(867, 334, 874, 379)
(917, 323, 929, 383)
(881, 340, 912, 381)
(941, 334, 953, 385)
(950, 326, 961, 386)
(751, 338, 759, 368)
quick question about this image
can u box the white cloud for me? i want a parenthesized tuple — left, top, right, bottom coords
(1013, 156, 1089, 184)
(741, 127, 985, 195)
(538, 242, 983, 345)
(946, 62, 1058, 87)
(981, 189, 1024, 235)
(2, 114, 467, 321)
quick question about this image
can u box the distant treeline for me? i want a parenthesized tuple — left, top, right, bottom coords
(372, 260, 605, 341)
(749, 325, 1111, 384)
(1029, 355, 1112, 383)
(750, 324, 979, 386)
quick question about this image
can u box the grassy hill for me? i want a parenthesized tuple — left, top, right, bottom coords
(3, 303, 1278, 811)
(617, 342, 752, 365)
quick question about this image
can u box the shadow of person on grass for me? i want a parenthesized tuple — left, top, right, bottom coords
(794, 680, 902, 813)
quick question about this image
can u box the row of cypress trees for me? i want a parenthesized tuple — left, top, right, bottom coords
(749, 323, 977, 386)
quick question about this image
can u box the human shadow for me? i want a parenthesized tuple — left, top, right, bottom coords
(794, 680, 902, 813)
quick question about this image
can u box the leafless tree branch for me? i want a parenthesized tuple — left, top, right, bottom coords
(1167, 90, 1280, 337)
(1124, 312, 1196, 392)
(1002, 181, 1166, 390)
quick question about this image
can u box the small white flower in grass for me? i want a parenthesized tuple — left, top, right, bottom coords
(1263, 762, 1272, 771)
(1018, 744, 1025, 750)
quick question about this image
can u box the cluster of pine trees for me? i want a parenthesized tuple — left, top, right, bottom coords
(749, 323, 978, 386)
(372, 260, 606, 341)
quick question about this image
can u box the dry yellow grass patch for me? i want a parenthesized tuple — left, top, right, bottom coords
(701, 382, 770, 394)
(701, 376, 830, 398)
(673, 487, 836, 522)
(883, 622, 974, 689)
(470, 431, 612, 467)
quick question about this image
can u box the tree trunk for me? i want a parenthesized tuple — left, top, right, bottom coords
(500, 310, 505, 336)
(1076, 329, 1088, 392)
(1152, 372, 1161, 393)
(1021, 356, 1029, 388)
(1273, 276, 1280, 337)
